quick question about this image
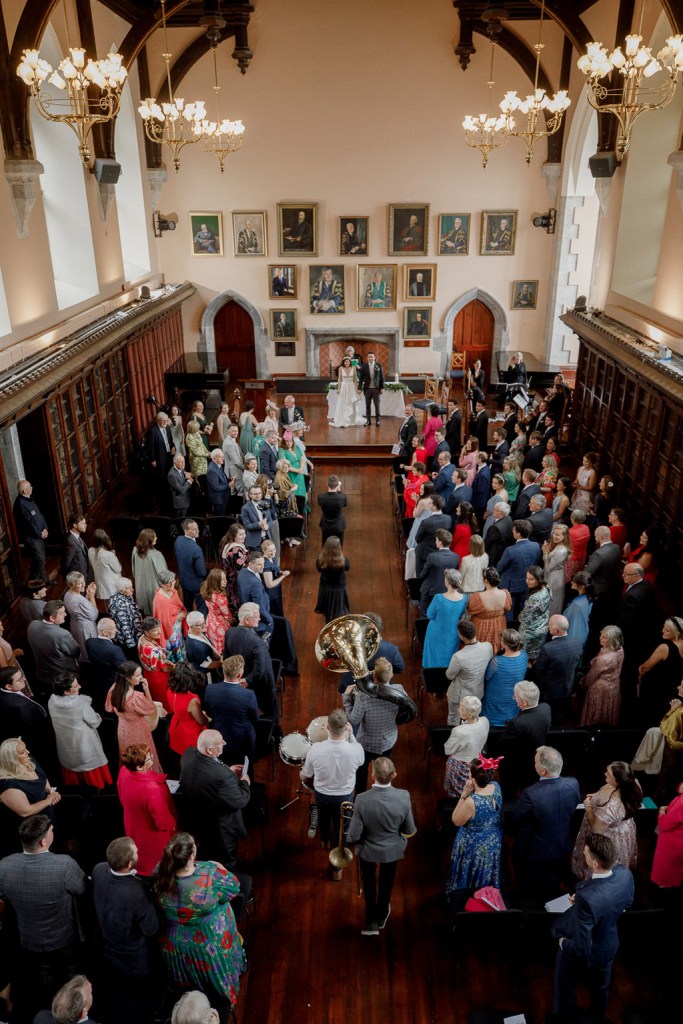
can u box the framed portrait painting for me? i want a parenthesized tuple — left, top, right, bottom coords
(480, 210, 517, 255)
(269, 265, 297, 299)
(357, 265, 397, 310)
(232, 211, 266, 256)
(190, 212, 223, 256)
(338, 216, 369, 256)
(270, 309, 297, 339)
(438, 213, 470, 255)
(512, 280, 539, 309)
(388, 203, 429, 256)
(278, 202, 318, 256)
(404, 264, 436, 301)
(403, 307, 431, 342)
(309, 265, 345, 314)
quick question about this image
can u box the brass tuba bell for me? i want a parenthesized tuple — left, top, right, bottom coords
(315, 614, 417, 723)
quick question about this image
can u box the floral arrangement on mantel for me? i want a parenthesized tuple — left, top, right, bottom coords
(327, 379, 411, 393)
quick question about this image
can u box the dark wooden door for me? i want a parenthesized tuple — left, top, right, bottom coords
(214, 300, 256, 380)
(453, 299, 494, 388)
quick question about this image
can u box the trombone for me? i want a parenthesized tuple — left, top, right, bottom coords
(329, 801, 355, 874)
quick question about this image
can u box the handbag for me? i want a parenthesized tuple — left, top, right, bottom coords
(464, 886, 507, 913)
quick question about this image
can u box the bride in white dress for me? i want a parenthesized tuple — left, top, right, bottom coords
(333, 356, 360, 428)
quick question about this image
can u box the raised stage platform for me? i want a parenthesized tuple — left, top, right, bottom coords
(290, 394, 403, 463)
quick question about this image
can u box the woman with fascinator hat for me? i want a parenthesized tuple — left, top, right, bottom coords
(446, 755, 503, 897)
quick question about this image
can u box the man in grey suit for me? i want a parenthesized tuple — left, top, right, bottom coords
(0, 814, 86, 1020)
(222, 424, 245, 496)
(27, 599, 80, 693)
(347, 756, 416, 936)
(167, 454, 194, 517)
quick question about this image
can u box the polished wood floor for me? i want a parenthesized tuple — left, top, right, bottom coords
(233, 461, 667, 1024)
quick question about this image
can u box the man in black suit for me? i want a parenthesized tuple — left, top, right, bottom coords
(472, 399, 489, 451)
(414, 495, 450, 576)
(551, 833, 634, 1021)
(179, 730, 251, 869)
(528, 493, 554, 545)
(586, 526, 622, 638)
(522, 431, 545, 472)
(619, 562, 661, 722)
(503, 401, 518, 444)
(514, 469, 541, 518)
(278, 395, 306, 429)
(223, 602, 278, 721)
(419, 529, 459, 613)
(498, 680, 551, 795)
(317, 474, 348, 545)
(445, 400, 462, 456)
(359, 352, 385, 426)
(146, 411, 175, 511)
(489, 427, 510, 476)
(398, 403, 417, 459)
(484, 502, 513, 567)
(61, 512, 90, 581)
(541, 413, 559, 448)
(531, 614, 583, 725)
(0, 664, 54, 756)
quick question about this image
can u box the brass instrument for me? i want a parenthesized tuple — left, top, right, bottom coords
(315, 614, 418, 724)
(329, 800, 354, 871)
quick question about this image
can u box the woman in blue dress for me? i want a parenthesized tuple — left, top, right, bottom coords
(446, 756, 503, 895)
(564, 570, 593, 655)
(482, 628, 528, 726)
(422, 569, 467, 668)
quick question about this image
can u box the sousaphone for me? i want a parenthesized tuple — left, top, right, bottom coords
(315, 614, 417, 724)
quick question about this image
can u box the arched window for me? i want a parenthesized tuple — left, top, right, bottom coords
(115, 70, 151, 283)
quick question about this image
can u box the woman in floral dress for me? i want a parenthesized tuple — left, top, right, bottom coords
(446, 757, 503, 894)
(219, 524, 248, 623)
(580, 626, 624, 727)
(518, 566, 551, 664)
(138, 617, 174, 710)
(153, 832, 245, 1010)
(200, 569, 232, 652)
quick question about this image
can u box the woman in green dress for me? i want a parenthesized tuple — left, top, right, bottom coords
(278, 432, 307, 514)
(153, 832, 245, 1012)
(518, 565, 552, 664)
(131, 529, 169, 617)
(189, 400, 212, 451)
(238, 401, 258, 456)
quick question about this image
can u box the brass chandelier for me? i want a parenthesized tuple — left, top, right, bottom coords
(462, 11, 509, 169)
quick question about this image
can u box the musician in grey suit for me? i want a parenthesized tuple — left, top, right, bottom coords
(346, 756, 416, 936)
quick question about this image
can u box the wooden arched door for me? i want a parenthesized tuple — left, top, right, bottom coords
(214, 300, 256, 380)
(453, 299, 494, 388)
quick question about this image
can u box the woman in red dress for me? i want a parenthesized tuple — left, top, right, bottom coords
(404, 463, 429, 517)
(565, 509, 591, 582)
(623, 526, 660, 585)
(117, 742, 177, 876)
(451, 502, 478, 562)
(400, 434, 428, 476)
(138, 617, 174, 710)
(608, 507, 628, 554)
(200, 569, 232, 653)
(167, 663, 208, 757)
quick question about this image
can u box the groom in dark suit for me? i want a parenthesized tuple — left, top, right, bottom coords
(551, 832, 634, 1020)
(359, 352, 385, 426)
(346, 757, 416, 935)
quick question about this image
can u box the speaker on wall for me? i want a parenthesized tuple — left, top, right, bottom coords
(93, 159, 122, 184)
(588, 152, 618, 179)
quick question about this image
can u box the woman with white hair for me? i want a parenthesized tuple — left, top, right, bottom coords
(184, 612, 222, 683)
(63, 571, 98, 661)
(242, 454, 259, 495)
(443, 695, 490, 798)
(109, 578, 144, 659)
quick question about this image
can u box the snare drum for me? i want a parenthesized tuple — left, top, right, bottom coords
(306, 716, 328, 744)
(279, 731, 312, 766)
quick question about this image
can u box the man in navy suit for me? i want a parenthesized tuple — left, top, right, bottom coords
(522, 431, 545, 472)
(489, 428, 510, 476)
(85, 619, 126, 705)
(432, 451, 456, 501)
(224, 603, 278, 720)
(471, 452, 492, 525)
(531, 615, 583, 725)
(418, 529, 459, 614)
(446, 469, 473, 521)
(237, 553, 273, 639)
(514, 469, 541, 518)
(498, 680, 552, 795)
(528, 493, 553, 545)
(206, 450, 231, 515)
(433, 429, 450, 461)
(496, 520, 541, 618)
(511, 745, 580, 901)
(484, 502, 513, 566)
(203, 655, 260, 765)
(551, 833, 634, 1020)
(259, 431, 279, 480)
(173, 520, 207, 615)
(414, 495, 450, 577)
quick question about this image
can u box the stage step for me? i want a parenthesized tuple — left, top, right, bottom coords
(306, 442, 391, 463)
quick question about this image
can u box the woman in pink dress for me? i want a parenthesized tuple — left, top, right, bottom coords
(105, 661, 167, 772)
(651, 783, 683, 888)
(200, 568, 232, 653)
(138, 617, 173, 710)
(580, 626, 625, 727)
(152, 570, 187, 661)
(105, 663, 166, 770)
(458, 438, 479, 488)
(422, 406, 443, 464)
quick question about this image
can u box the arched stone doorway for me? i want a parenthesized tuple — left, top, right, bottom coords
(200, 290, 271, 378)
(442, 289, 509, 382)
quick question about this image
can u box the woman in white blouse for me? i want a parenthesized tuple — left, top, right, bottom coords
(88, 529, 122, 601)
(443, 695, 490, 798)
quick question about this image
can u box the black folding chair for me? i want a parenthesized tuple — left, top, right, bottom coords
(207, 516, 238, 561)
(417, 666, 450, 723)
(278, 516, 306, 550)
(411, 616, 429, 668)
(253, 716, 276, 782)
(450, 908, 524, 986)
(140, 515, 178, 553)
(107, 515, 141, 549)
(425, 724, 452, 777)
